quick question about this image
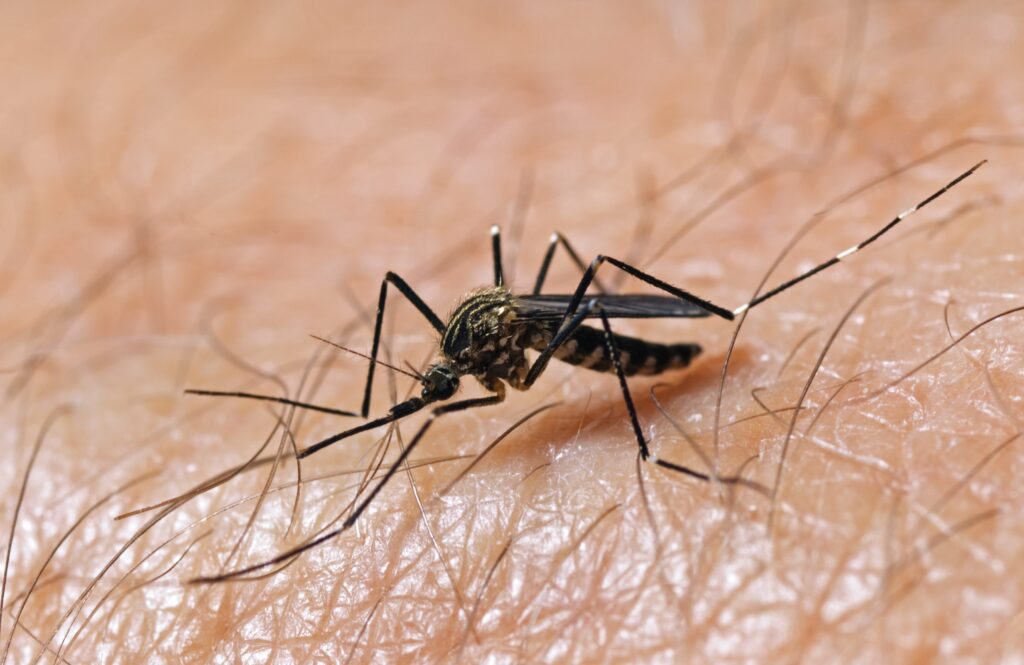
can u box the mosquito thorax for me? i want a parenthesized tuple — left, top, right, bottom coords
(441, 287, 517, 357)
(421, 362, 460, 401)
(439, 286, 547, 390)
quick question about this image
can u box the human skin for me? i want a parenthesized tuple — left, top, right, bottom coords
(1, 1, 1023, 663)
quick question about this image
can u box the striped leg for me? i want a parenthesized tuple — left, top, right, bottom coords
(595, 310, 766, 492)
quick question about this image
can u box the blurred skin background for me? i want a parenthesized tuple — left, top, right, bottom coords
(1, 1, 1022, 662)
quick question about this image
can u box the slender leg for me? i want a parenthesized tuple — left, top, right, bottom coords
(491, 225, 505, 287)
(733, 160, 985, 315)
(596, 309, 650, 459)
(303, 269, 446, 457)
(535, 161, 985, 328)
(188, 271, 444, 421)
(532, 232, 609, 295)
(651, 457, 767, 495)
(297, 397, 426, 459)
(597, 311, 770, 493)
(541, 254, 736, 363)
(523, 298, 599, 387)
(192, 388, 506, 583)
(344, 388, 505, 528)
(183, 389, 357, 418)
(532, 233, 557, 294)
(362, 272, 445, 417)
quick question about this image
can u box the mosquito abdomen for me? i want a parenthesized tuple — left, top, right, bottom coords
(545, 325, 700, 376)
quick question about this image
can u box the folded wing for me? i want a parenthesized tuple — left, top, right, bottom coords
(515, 293, 714, 320)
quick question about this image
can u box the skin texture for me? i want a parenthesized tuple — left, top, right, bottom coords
(1, 1, 1023, 663)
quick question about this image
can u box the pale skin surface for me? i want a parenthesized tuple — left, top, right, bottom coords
(1, 1, 1023, 663)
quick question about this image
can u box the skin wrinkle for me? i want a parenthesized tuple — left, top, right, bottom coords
(454, 464, 567, 655)
(707, 145, 992, 486)
(71, 531, 213, 655)
(4, 472, 159, 663)
(385, 357, 476, 644)
(943, 300, 1022, 431)
(769, 278, 891, 531)
(2, 1, 1024, 662)
(0, 408, 71, 664)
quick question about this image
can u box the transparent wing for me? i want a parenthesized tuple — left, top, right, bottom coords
(515, 293, 714, 320)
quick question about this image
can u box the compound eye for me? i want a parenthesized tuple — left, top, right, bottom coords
(437, 377, 457, 400)
(421, 366, 458, 401)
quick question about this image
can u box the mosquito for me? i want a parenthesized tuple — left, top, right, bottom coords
(188, 160, 984, 581)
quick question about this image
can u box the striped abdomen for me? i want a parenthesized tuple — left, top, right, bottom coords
(538, 324, 701, 377)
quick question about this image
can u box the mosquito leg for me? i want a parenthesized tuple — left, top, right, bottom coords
(733, 160, 985, 316)
(523, 298, 599, 387)
(535, 162, 984, 328)
(596, 309, 650, 459)
(184, 389, 357, 418)
(491, 225, 505, 287)
(532, 233, 557, 293)
(344, 387, 506, 528)
(532, 232, 609, 295)
(530, 307, 764, 492)
(361, 272, 445, 417)
(195, 387, 508, 584)
(544, 255, 736, 351)
(300, 395, 427, 459)
(527, 164, 981, 465)
(189, 272, 443, 421)
(593, 312, 770, 493)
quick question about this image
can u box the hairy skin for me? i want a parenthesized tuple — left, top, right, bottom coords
(1, 2, 1023, 663)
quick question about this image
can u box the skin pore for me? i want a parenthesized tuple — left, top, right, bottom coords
(2, 1, 1023, 662)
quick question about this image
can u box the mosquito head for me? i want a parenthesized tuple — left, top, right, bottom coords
(421, 362, 460, 402)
